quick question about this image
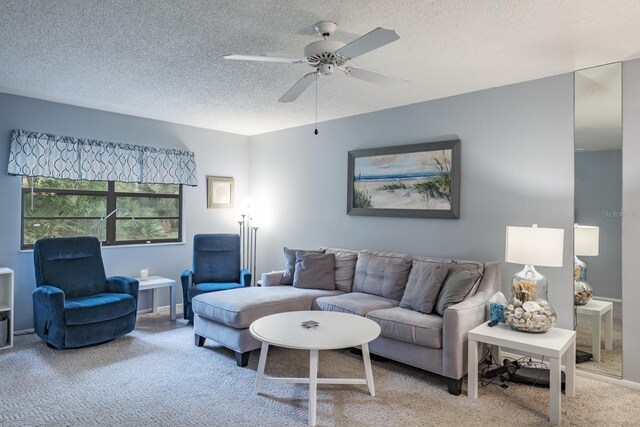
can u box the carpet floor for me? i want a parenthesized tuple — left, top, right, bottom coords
(1, 309, 639, 426)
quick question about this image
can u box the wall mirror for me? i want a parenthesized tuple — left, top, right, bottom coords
(574, 62, 622, 377)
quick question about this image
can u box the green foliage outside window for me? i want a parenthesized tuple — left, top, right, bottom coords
(22, 177, 181, 247)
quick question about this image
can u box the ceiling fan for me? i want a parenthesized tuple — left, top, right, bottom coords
(224, 21, 407, 103)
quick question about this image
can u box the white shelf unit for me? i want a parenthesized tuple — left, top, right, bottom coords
(0, 267, 14, 350)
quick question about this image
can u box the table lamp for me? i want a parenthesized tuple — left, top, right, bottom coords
(574, 224, 599, 305)
(503, 224, 564, 333)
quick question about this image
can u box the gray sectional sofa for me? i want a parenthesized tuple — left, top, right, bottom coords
(192, 248, 500, 395)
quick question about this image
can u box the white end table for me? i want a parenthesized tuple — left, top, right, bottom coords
(468, 323, 576, 425)
(575, 299, 613, 362)
(135, 276, 177, 320)
(250, 311, 381, 427)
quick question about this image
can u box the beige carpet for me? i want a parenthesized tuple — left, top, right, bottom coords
(1, 309, 639, 426)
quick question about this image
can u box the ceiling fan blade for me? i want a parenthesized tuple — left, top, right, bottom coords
(347, 67, 408, 87)
(279, 72, 317, 103)
(335, 27, 400, 59)
(224, 54, 305, 64)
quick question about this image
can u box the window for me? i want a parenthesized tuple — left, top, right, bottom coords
(21, 177, 182, 249)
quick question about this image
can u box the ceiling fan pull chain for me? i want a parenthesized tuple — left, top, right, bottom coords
(314, 73, 319, 135)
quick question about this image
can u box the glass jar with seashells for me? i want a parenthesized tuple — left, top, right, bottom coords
(573, 256, 594, 305)
(503, 265, 557, 333)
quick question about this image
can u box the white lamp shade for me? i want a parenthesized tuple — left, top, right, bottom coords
(505, 225, 564, 267)
(574, 225, 599, 256)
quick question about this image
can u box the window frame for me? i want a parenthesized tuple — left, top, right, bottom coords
(21, 180, 182, 249)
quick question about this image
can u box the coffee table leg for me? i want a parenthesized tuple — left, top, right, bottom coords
(361, 343, 375, 397)
(255, 342, 269, 394)
(309, 349, 319, 427)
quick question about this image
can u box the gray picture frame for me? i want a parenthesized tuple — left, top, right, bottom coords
(347, 139, 460, 219)
(207, 176, 235, 209)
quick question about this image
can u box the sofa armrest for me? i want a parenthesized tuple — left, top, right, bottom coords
(107, 276, 140, 304)
(261, 270, 285, 287)
(240, 268, 252, 287)
(441, 262, 501, 379)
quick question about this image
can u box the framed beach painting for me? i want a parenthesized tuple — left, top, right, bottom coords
(347, 140, 460, 218)
(207, 176, 234, 208)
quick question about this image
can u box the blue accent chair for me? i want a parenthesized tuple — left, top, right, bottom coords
(32, 236, 139, 349)
(182, 234, 251, 322)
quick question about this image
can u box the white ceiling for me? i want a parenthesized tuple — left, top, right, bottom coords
(1, 1, 640, 136)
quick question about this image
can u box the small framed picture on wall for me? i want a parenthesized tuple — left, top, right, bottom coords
(207, 176, 234, 208)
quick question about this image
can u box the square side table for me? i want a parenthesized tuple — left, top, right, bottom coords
(136, 276, 177, 320)
(467, 323, 576, 425)
(575, 299, 613, 362)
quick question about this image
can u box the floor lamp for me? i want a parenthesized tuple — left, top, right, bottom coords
(238, 214, 259, 286)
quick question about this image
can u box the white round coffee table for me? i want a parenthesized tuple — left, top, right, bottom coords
(250, 310, 381, 427)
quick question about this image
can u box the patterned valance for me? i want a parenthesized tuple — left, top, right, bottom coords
(7, 129, 198, 186)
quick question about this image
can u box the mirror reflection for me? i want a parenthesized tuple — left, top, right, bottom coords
(574, 62, 622, 377)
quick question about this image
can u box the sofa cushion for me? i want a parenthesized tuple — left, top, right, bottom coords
(187, 282, 244, 302)
(280, 247, 325, 284)
(434, 263, 483, 316)
(400, 261, 449, 314)
(325, 248, 359, 292)
(366, 307, 443, 349)
(293, 252, 336, 290)
(353, 250, 412, 301)
(192, 286, 343, 329)
(64, 293, 136, 325)
(315, 292, 399, 316)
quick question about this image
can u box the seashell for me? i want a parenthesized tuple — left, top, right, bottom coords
(514, 308, 524, 319)
(522, 312, 532, 320)
(534, 315, 549, 325)
(523, 301, 541, 312)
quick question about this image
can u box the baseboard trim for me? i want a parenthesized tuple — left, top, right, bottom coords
(15, 328, 35, 335)
(593, 296, 622, 303)
(576, 369, 640, 390)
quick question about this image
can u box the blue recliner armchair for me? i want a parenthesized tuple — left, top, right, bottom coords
(182, 234, 251, 322)
(32, 236, 139, 349)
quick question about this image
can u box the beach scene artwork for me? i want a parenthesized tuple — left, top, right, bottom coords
(352, 149, 453, 210)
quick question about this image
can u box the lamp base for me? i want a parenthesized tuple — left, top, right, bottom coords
(504, 265, 556, 333)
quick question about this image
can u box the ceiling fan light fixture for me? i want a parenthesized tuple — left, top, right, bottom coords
(225, 21, 407, 103)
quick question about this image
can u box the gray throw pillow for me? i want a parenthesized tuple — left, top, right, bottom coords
(434, 265, 483, 316)
(293, 252, 336, 290)
(326, 250, 358, 292)
(400, 261, 449, 314)
(280, 247, 325, 284)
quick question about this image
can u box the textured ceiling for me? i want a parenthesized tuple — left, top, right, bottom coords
(1, 1, 640, 136)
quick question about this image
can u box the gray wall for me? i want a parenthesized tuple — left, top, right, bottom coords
(574, 150, 622, 299)
(622, 59, 640, 382)
(0, 93, 250, 331)
(250, 74, 576, 330)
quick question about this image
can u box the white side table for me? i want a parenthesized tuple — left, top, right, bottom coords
(136, 276, 177, 321)
(468, 323, 576, 425)
(575, 299, 613, 362)
(250, 311, 381, 427)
